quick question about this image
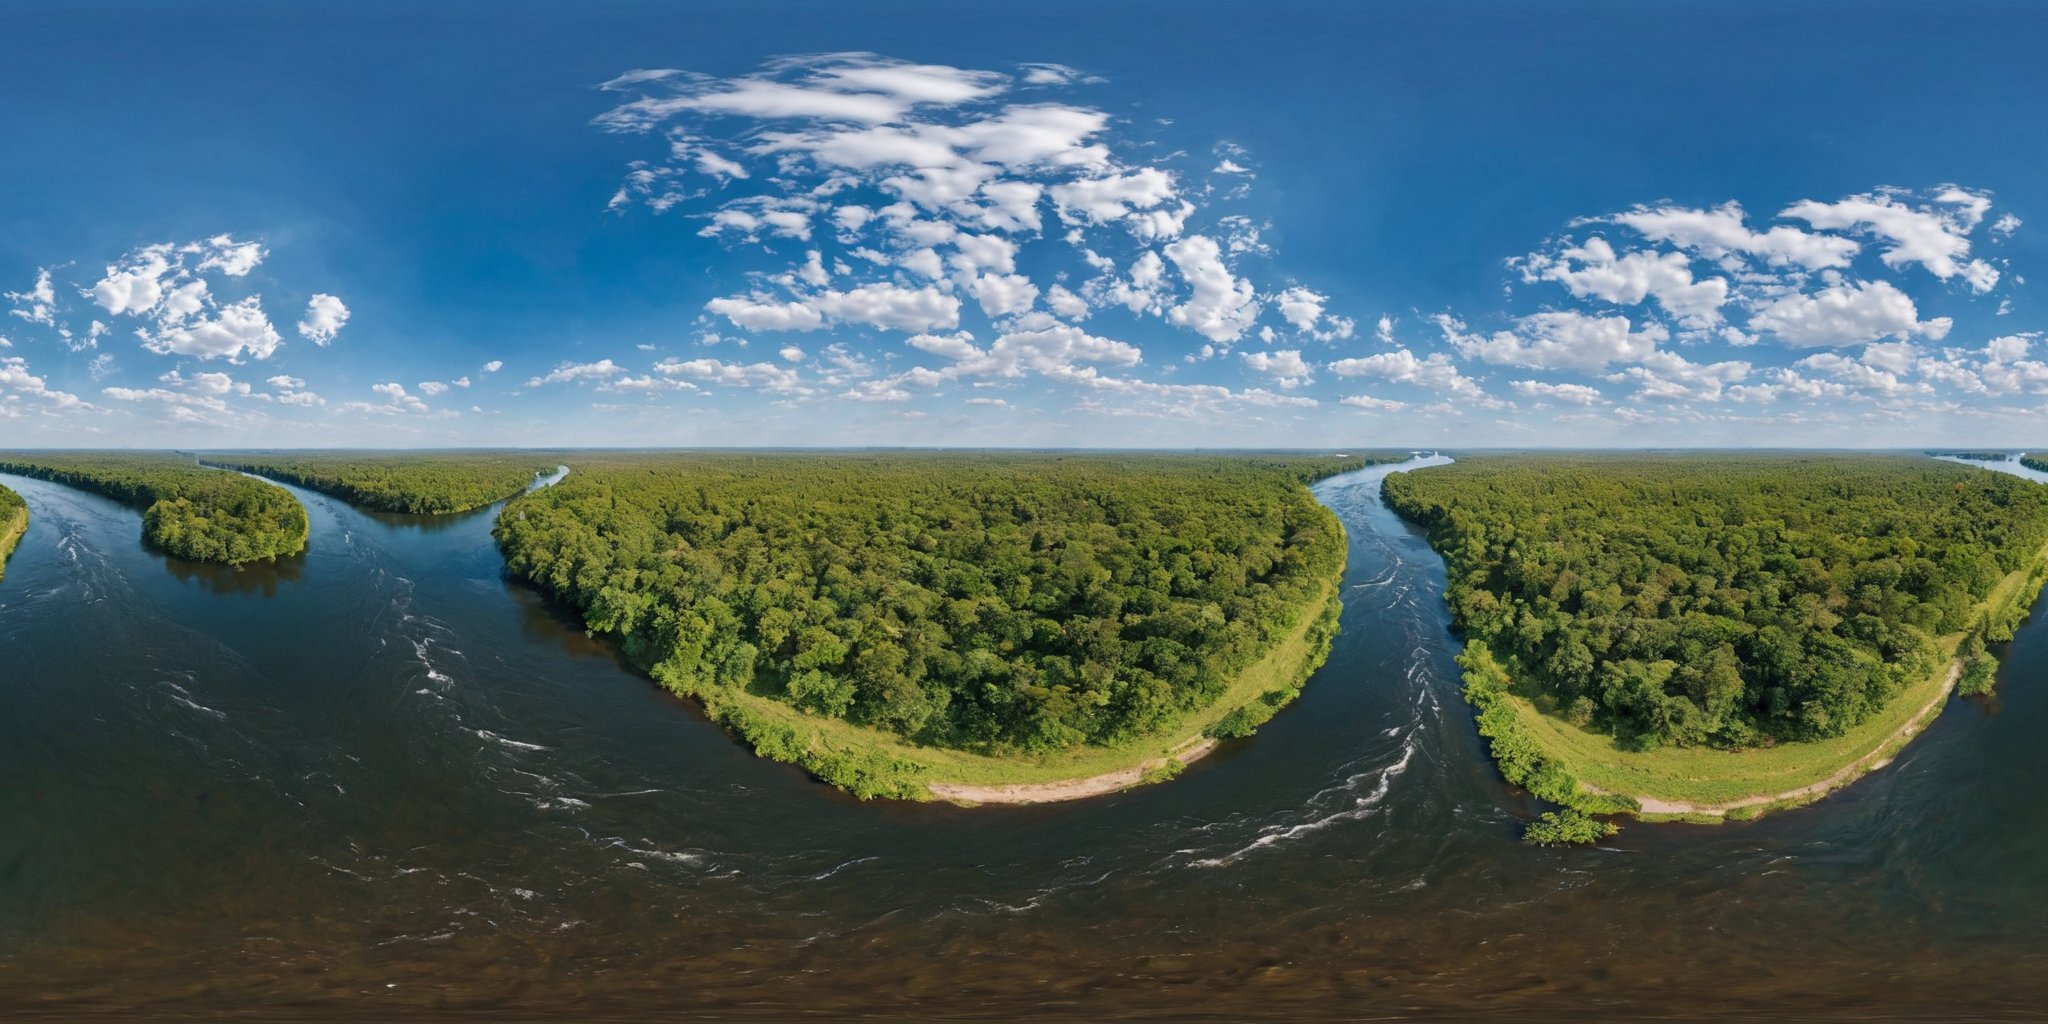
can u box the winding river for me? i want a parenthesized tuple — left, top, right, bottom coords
(2, 457, 2046, 1020)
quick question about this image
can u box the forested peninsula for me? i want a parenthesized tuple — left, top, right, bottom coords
(494, 452, 1392, 800)
(0, 482, 26, 581)
(209, 452, 560, 514)
(0, 453, 307, 565)
(1385, 454, 2048, 834)
(2023, 454, 2048, 475)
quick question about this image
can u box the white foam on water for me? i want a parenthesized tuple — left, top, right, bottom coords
(472, 728, 549, 752)
(1188, 735, 1420, 869)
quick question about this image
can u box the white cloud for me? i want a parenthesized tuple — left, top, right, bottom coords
(1439, 311, 1666, 372)
(482, 359, 504, 373)
(1794, 352, 1928, 397)
(418, 381, 450, 397)
(1240, 348, 1313, 388)
(69, 237, 312, 363)
(1609, 201, 1859, 269)
(91, 245, 178, 316)
(813, 282, 961, 331)
(1164, 235, 1260, 345)
(194, 235, 266, 276)
(0, 356, 91, 410)
(708, 283, 961, 334)
(705, 294, 829, 332)
(969, 273, 1038, 317)
(1046, 283, 1089, 319)
(1050, 168, 1178, 231)
(297, 293, 350, 345)
(6, 269, 58, 327)
(1517, 236, 1728, 325)
(1608, 351, 1750, 402)
(1782, 188, 1999, 291)
(1984, 334, 2033, 364)
(143, 296, 284, 362)
(1746, 279, 1950, 347)
(1339, 394, 1406, 411)
(341, 381, 436, 416)
(526, 359, 624, 386)
(1329, 347, 1490, 401)
(654, 356, 806, 391)
(1511, 380, 1603, 405)
(599, 51, 1296, 406)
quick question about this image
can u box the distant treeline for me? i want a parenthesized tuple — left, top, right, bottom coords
(1385, 454, 2048, 750)
(0, 482, 25, 581)
(0, 453, 306, 565)
(495, 452, 1388, 769)
(1931, 451, 2014, 462)
(209, 452, 559, 514)
(2024, 454, 2048, 475)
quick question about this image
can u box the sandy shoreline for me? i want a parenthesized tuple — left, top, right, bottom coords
(929, 735, 1221, 805)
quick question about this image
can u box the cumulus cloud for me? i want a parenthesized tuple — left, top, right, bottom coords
(297, 293, 350, 345)
(61, 236, 313, 363)
(1608, 201, 1858, 269)
(1438, 311, 1667, 372)
(1329, 347, 1490, 401)
(1746, 279, 1950, 347)
(143, 296, 284, 361)
(1163, 235, 1260, 345)
(1782, 187, 1999, 291)
(1516, 236, 1728, 326)
(1607, 351, 1750, 402)
(1240, 348, 1313, 388)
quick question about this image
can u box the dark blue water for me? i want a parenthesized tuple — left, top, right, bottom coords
(2, 458, 2045, 1021)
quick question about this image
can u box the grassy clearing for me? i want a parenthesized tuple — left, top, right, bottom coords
(679, 576, 1342, 797)
(1495, 535, 2048, 813)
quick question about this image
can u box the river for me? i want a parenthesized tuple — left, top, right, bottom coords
(2, 456, 2046, 1021)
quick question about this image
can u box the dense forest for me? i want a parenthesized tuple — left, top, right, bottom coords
(209, 452, 561, 514)
(1933, 451, 2013, 462)
(495, 453, 1387, 777)
(0, 482, 25, 581)
(2023, 454, 2048, 475)
(0, 453, 307, 565)
(1385, 455, 2048, 751)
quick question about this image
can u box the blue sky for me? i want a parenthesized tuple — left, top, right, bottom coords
(3, 0, 2046, 448)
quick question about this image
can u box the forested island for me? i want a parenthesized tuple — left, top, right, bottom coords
(0, 482, 25, 581)
(2024, 454, 2048, 475)
(1385, 454, 2048, 836)
(494, 452, 1392, 799)
(1930, 451, 2014, 462)
(0, 453, 307, 565)
(209, 452, 561, 514)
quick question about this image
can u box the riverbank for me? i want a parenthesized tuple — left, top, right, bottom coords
(1492, 532, 2048, 822)
(0, 487, 26, 581)
(673, 574, 1343, 805)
